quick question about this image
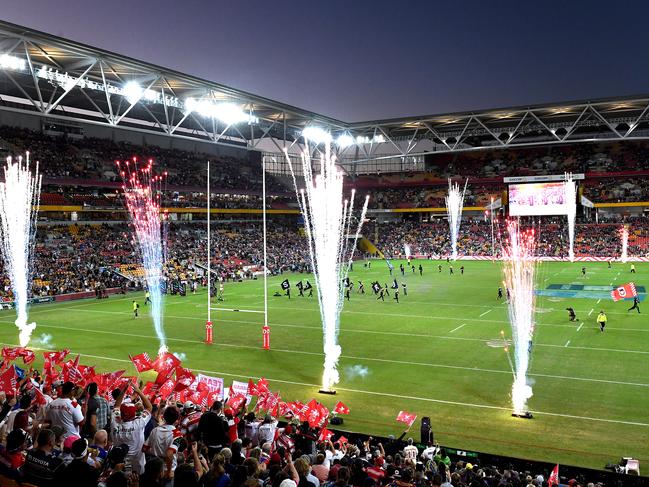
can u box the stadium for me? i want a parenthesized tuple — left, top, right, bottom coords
(0, 11, 648, 487)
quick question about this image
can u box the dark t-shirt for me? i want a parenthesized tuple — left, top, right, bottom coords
(197, 411, 229, 447)
(20, 449, 65, 486)
(82, 397, 99, 437)
(55, 458, 100, 487)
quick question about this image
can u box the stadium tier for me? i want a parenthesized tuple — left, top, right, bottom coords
(2, 20, 649, 487)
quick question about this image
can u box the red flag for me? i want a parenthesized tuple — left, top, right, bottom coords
(333, 401, 350, 415)
(396, 410, 417, 428)
(20, 349, 35, 365)
(2, 347, 22, 361)
(611, 282, 637, 301)
(247, 379, 258, 395)
(306, 399, 326, 428)
(141, 381, 158, 397)
(43, 349, 70, 365)
(153, 353, 181, 384)
(34, 388, 48, 406)
(257, 377, 269, 394)
(338, 435, 348, 445)
(174, 367, 196, 392)
(227, 391, 247, 411)
(548, 464, 559, 486)
(0, 366, 17, 393)
(318, 427, 334, 443)
(129, 352, 154, 373)
(102, 370, 126, 392)
(276, 401, 290, 418)
(158, 378, 176, 398)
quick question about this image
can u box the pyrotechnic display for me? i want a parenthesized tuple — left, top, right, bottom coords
(117, 158, 168, 355)
(502, 219, 538, 417)
(0, 153, 41, 347)
(564, 173, 577, 262)
(445, 179, 467, 260)
(287, 142, 369, 392)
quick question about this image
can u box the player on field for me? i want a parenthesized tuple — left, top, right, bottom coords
(144, 290, 151, 305)
(581, 267, 586, 277)
(304, 280, 313, 297)
(497, 287, 503, 300)
(393, 288, 399, 303)
(132, 300, 139, 318)
(631, 264, 636, 274)
(400, 264, 405, 276)
(449, 265, 454, 275)
(628, 296, 641, 314)
(438, 264, 442, 273)
(419, 264, 423, 276)
(402, 282, 407, 296)
(608, 260, 612, 269)
(377, 287, 385, 301)
(597, 310, 607, 332)
(358, 281, 365, 294)
(566, 307, 577, 322)
(460, 266, 465, 275)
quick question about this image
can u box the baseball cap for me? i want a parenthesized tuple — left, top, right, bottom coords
(63, 434, 81, 451)
(183, 401, 195, 411)
(120, 403, 137, 421)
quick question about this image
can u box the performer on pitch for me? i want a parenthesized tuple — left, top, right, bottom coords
(304, 280, 313, 297)
(262, 324, 270, 350)
(144, 290, 151, 305)
(132, 300, 139, 318)
(628, 296, 641, 314)
(419, 264, 423, 276)
(377, 286, 385, 301)
(460, 265, 464, 275)
(566, 307, 577, 322)
(281, 279, 291, 299)
(581, 266, 586, 277)
(597, 310, 607, 332)
(393, 288, 399, 303)
(402, 282, 407, 296)
(449, 265, 454, 275)
(358, 280, 365, 294)
(296, 281, 304, 297)
(438, 264, 442, 273)
(218, 282, 225, 302)
(400, 263, 405, 276)
(497, 287, 503, 300)
(631, 264, 636, 274)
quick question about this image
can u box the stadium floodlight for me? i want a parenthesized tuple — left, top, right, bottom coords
(143, 88, 158, 102)
(355, 134, 385, 144)
(302, 126, 332, 145)
(123, 81, 144, 104)
(184, 98, 257, 125)
(335, 133, 355, 148)
(0, 53, 26, 71)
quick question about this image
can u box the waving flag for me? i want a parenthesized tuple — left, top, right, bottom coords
(396, 410, 417, 428)
(0, 366, 17, 393)
(611, 282, 637, 301)
(318, 427, 334, 442)
(43, 349, 70, 368)
(548, 464, 559, 486)
(174, 367, 196, 392)
(333, 401, 350, 415)
(153, 353, 181, 384)
(129, 352, 154, 373)
(227, 390, 247, 410)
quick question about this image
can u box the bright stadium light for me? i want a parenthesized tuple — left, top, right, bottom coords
(184, 98, 257, 124)
(123, 81, 144, 104)
(302, 126, 332, 144)
(143, 88, 158, 101)
(335, 133, 355, 148)
(0, 54, 26, 71)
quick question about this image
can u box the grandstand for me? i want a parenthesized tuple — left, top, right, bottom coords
(0, 18, 649, 487)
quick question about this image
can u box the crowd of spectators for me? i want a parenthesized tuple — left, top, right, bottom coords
(0, 358, 614, 487)
(0, 215, 647, 300)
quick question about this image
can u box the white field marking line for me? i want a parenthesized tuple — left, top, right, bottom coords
(209, 308, 266, 314)
(577, 322, 584, 332)
(9, 342, 649, 427)
(479, 309, 492, 317)
(34, 307, 649, 333)
(588, 308, 594, 316)
(597, 299, 601, 304)
(10, 322, 649, 387)
(449, 323, 466, 333)
(565, 340, 571, 347)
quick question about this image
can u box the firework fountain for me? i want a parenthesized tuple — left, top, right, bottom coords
(502, 220, 537, 417)
(445, 179, 468, 260)
(118, 158, 168, 355)
(564, 173, 577, 262)
(287, 143, 369, 392)
(620, 225, 629, 263)
(0, 154, 41, 347)
(404, 244, 411, 260)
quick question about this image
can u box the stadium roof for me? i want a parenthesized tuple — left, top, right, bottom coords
(2, 19, 649, 164)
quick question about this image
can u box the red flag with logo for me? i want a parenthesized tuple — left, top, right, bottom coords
(153, 353, 181, 384)
(174, 367, 196, 392)
(318, 427, 334, 443)
(396, 410, 417, 428)
(227, 390, 247, 411)
(34, 387, 48, 406)
(338, 435, 348, 445)
(333, 401, 350, 415)
(20, 349, 35, 365)
(2, 347, 22, 362)
(247, 379, 259, 396)
(0, 366, 17, 394)
(548, 464, 559, 486)
(43, 349, 70, 365)
(611, 282, 637, 301)
(129, 352, 154, 373)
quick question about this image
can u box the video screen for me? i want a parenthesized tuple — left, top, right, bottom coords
(508, 182, 569, 216)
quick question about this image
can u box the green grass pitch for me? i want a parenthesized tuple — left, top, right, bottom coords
(0, 259, 647, 470)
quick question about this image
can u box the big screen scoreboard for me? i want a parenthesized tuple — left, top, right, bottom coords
(508, 182, 570, 216)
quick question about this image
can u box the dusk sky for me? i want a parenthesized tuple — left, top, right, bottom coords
(3, 1, 648, 121)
